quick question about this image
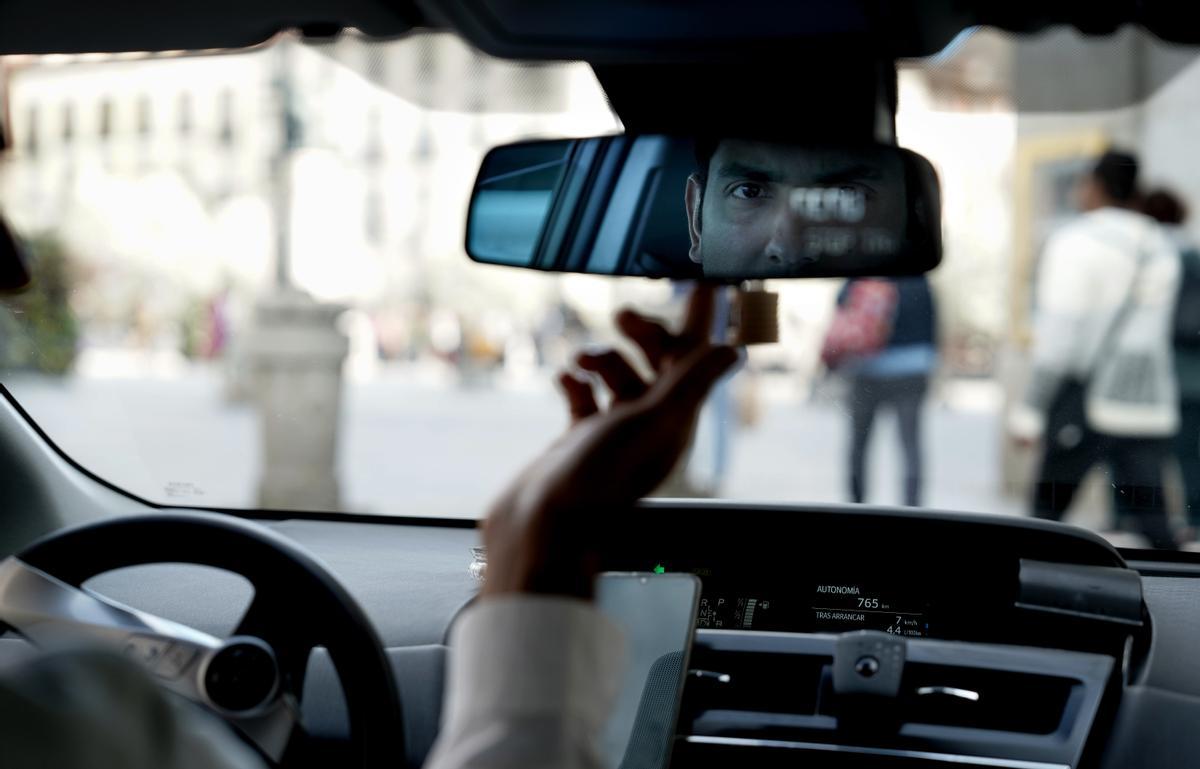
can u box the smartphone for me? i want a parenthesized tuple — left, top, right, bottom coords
(594, 572, 702, 769)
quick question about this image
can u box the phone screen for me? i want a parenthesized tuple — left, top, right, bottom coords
(594, 572, 701, 769)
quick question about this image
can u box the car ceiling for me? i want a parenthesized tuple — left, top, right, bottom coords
(1, 1, 1199, 60)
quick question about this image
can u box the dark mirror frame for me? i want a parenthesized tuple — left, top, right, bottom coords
(0, 215, 30, 292)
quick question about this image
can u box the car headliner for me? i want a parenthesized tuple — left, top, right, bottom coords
(1, 1, 1199, 61)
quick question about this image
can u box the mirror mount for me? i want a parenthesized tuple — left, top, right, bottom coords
(593, 57, 897, 144)
(730, 284, 779, 346)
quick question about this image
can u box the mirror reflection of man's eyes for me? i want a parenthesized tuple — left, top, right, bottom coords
(728, 182, 769, 201)
(717, 163, 779, 204)
(686, 139, 902, 279)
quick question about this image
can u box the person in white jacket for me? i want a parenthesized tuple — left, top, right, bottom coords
(1010, 150, 1180, 549)
(0, 285, 736, 769)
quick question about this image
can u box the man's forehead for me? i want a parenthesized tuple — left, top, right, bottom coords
(712, 139, 881, 181)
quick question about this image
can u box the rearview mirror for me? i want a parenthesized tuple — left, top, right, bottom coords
(466, 135, 941, 281)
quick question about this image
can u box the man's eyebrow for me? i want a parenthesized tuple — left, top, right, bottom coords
(714, 161, 781, 183)
(814, 164, 884, 184)
(715, 160, 883, 185)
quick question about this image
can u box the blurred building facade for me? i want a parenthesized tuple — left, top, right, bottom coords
(2, 29, 1199, 390)
(0, 34, 618, 364)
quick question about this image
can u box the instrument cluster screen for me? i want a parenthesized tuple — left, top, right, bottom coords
(649, 563, 934, 637)
(807, 581, 930, 637)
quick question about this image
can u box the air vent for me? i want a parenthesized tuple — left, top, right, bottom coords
(681, 648, 1077, 739)
(681, 630, 1110, 769)
(899, 664, 1076, 735)
(681, 648, 829, 720)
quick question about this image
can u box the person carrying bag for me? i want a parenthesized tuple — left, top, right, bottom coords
(1010, 151, 1181, 549)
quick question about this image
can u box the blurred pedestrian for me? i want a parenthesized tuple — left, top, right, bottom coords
(1144, 188, 1200, 541)
(1010, 151, 1181, 549)
(203, 285, 231, 359)
(822, 276, 938, 507)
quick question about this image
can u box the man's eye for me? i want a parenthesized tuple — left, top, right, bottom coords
(731, 183, 766, 200)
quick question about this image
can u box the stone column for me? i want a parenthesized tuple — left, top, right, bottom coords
(246, 289, 348, 511)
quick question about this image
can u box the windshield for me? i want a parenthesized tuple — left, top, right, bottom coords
(2, 29, 1199, 550)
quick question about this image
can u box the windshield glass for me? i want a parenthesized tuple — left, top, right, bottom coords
(2, 29, 1199, 550)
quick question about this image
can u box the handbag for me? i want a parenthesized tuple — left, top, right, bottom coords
(821, 279, 899, 369)
(1045, 228, 1151, 443)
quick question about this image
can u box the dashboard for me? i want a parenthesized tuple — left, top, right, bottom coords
(3, 492, 1200, 769)
(603, 502, 1127, 648)
(589, 502, 1161, 769)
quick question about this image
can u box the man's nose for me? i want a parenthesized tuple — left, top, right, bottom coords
(763, 205, 810, 267)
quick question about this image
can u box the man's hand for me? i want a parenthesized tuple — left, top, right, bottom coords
(481, 285, 738, 599)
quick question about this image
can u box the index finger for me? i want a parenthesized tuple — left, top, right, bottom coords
(678, 283, 718, 349)
(616, 310, 673, 371)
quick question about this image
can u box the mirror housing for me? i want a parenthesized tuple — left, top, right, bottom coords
(466, 135, 941, 281)
(0, 215, 30, 292)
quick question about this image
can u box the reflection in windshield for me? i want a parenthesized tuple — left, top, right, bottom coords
(2, 31, 1200, 550)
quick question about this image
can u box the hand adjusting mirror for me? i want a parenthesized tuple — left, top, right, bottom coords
(466, 135, 941, 281)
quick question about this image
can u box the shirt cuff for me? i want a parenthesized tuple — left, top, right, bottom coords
(441, 595, 626, 733)
(1008, 402, 1046, 441)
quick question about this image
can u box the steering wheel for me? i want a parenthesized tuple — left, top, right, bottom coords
(0, 512, 405, 769)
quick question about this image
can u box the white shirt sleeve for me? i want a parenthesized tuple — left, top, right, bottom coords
(424, 595, 626, 769)
(1010, 225, 1109, 439)
(0, 649, 265, 769)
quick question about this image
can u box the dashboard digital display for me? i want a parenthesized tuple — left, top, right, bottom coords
(809, 581, 930, 637)
(658, 565, 933, 637)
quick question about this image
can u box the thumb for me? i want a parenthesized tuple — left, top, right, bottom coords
(656, 344, 739, 412)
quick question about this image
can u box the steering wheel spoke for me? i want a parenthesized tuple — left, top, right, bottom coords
(0, 556, 221, 691)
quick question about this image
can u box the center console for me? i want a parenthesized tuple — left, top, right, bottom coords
(604, 501, 1149, 768)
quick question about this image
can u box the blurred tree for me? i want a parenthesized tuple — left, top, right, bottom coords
(0, 236, 79, 376)
(178, 295, 207, 360)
